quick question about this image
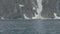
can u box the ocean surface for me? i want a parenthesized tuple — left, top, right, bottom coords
(0, 19, 60, 34)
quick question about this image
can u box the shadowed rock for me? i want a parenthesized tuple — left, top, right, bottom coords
(0, 0, 38, 19)
(41, 0, 60, 18)
(20, 0, 38, 18)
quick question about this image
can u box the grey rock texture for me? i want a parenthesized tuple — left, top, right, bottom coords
(41, 0, 60, 18)
(0, 0, 38, 19)
(1, 0, 60, 19)
(20, 0, 38, 18)
(0, 0, 18, 19)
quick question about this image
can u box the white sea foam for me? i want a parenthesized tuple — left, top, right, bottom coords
(23, 0, 60, 19)
(32, 0, 44, 19)
(24, 0, 50, 19)
(24, 14, 31, 19)
(1, 17, 5, 20)
(54, 13, 60, 19)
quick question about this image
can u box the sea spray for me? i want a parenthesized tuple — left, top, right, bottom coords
(54, 13, 60, 19)
(24, 0, 47, 19)
(32, 0, 44, 19)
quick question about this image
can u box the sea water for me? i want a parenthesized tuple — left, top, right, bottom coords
(0, 19, 59, 34)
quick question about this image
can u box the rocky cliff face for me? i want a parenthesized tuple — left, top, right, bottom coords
(0, 0, 60, 19)
(41, 0, 60, 18)
(0, 0, 38, 19)
(0, 0, 17, 19)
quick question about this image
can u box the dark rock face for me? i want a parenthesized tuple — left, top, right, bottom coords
(41, 0, 60, 18)
(2, 0, 60, 19)
(20, 0, 38, 18)
(0, 0, 38, 19)
(0, 0, 18, 19)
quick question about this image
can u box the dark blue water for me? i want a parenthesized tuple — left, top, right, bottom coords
(0, 19, 60, 34)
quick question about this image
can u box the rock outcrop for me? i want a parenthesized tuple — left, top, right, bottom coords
(41, 0, 60, 18)
(0, 0, 38, 19)
(1, 0, 60, 19)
